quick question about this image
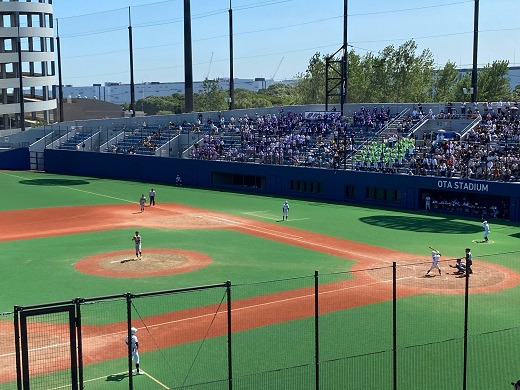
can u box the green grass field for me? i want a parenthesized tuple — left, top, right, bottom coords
(1, 170, 520, 389)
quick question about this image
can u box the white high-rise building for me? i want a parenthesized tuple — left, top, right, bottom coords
(0, 0, 57, 132)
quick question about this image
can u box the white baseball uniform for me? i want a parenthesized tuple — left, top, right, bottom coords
(133, 233, 141, 258)
(282, 201, 290, 220)
(482, 221, 490, 241)
(139, 195, 146, 212)
(125, 334, 140, 365)
(427, 251, 442, 275)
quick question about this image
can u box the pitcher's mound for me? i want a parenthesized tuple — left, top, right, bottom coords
(75, 249, 212, 278)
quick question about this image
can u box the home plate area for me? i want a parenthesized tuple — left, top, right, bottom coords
(365, 261, 505, 290)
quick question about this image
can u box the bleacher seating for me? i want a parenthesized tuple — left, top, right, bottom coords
(59, 132, 91, 150)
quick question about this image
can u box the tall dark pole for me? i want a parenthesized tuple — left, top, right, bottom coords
(228, 0, 235, 110)
(341, 0, 348, 116)
(128, 7, 136, 117)
(462, 273, 470, 390)
(17, 27, 25, 131)
(184, 0, 194, 113)
(226, 281, 233, 390)
(471, 0, 479, 103)
(56, 19, 64, 122)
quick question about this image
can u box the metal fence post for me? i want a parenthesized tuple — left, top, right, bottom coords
(463, 273, 469, 390)
(126, 293, 133, 390)
(393, 262, 397, 390)
(315, 270, 319, 390)
(14, 306, 22, 390)
(226, 281, 233, 390)
(74, 298, 84, 389)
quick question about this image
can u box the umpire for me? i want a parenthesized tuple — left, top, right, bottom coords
(464, 248, 473, 275)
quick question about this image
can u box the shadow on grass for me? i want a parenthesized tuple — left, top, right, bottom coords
(360, 215, 482, 234)
(19, 178, 90, 186)
(106, 373, 128, 382)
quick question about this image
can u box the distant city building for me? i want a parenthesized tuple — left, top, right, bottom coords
(61, 65, 520, 107)
(0, 0, 57, 131)
(62, 78, 296, 105)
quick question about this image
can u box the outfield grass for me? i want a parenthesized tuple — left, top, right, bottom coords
(2, 170, 520, 389)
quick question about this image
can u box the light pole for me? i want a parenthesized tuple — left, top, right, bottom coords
(228, 0, 235, 110)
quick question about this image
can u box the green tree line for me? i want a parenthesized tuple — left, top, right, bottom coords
(132, 39, 519, 115)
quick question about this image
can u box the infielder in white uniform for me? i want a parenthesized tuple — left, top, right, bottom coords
(426, 250, 442, 276)
(482, 220, 490, 242)
(139, 194, 146, 212)
(125, 327, 142, 375)
(282, 200, 290, 221)
(132, 231, 142, 259)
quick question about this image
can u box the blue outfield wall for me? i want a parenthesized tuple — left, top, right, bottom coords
(44, 149, 520, 222)
(0, 148, 30, 170)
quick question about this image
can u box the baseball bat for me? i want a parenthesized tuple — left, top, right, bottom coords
(428, 246, 437, 252)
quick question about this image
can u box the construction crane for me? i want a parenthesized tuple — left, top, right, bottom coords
(206, 52, 214, 79)
(270, 57, 284, 80)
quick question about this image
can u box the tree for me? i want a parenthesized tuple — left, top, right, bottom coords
(194, 78, 227, 112)
(293, 52, 327, 104)
(454, 72, 472, 102)
(346, 50, 370, 103)
(476, 60, 510, 102)
(509, 85, 520, 102)
(232, 88, 257, 109)
(136, 94, 184, 115)
(259, 83, 296, 106)
(434, 61, 460, 102)
(378, 40, 434, 102)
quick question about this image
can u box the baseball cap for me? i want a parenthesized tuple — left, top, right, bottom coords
(131, 327, 137, 334)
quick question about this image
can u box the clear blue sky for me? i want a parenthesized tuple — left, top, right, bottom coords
(51, 0, 520, 87)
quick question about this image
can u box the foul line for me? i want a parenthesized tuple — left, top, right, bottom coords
(50, 371, 128, 389)
(143, 370, 170, 389)
(1, 171, 137, 204)
(50, 370, 170, 389)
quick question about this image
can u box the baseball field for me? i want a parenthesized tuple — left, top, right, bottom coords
(1, 169, 520, 389)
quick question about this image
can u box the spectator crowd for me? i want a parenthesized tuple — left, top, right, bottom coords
(107, 101, 520, 183)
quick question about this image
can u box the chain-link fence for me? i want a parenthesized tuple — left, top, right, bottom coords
(5, 260, 520, 389)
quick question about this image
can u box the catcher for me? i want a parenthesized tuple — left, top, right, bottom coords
(449, 258, 466, 275)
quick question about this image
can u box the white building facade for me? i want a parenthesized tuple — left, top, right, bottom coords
(0, 0, 56, 132)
